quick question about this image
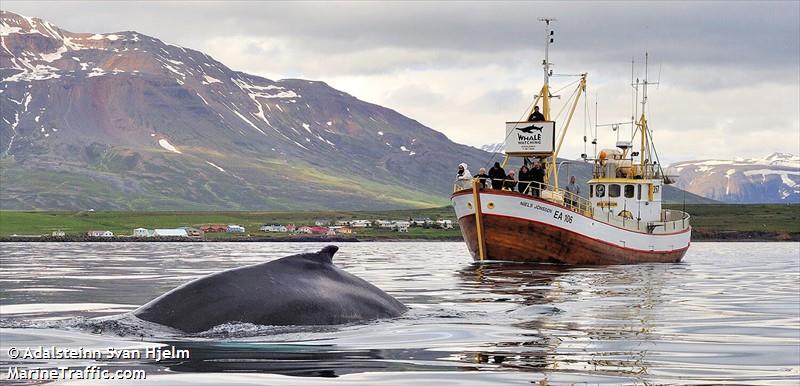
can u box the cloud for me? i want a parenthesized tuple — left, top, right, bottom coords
(3, 0, 799, 160)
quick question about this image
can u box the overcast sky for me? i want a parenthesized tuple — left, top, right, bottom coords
(5, 1, 799, 163)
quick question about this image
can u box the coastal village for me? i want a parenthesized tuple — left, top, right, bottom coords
(36, 218, 455, 239)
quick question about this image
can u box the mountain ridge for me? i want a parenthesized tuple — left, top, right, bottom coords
(669, 152, 800, 204)
(0, 10, 493, 210)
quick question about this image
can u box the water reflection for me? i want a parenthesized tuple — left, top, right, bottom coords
(155, 342, 456, 377)
(456, 261, 684, 380)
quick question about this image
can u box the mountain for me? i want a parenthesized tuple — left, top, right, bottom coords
(669, 153, 800, 203)
(0, 11, 495, 210)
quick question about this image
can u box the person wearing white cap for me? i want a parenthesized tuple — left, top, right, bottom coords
(455, 163, 472, 190)
(504, 170, 517, 191)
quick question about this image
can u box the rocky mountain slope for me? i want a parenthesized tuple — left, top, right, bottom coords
(0, 11, 494, 210)
(670, 153, 800, 203)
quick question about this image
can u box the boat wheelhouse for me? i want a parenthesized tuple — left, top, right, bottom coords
(451, 18, 690, 264)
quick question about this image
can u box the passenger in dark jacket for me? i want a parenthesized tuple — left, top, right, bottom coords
(488, 162, 506, 190)
(530, 162, 546, 197)
(528, 106, 545, 122)
(517, 165, 532, 194)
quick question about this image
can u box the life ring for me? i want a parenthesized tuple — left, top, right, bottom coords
(596, 184, 606, 197)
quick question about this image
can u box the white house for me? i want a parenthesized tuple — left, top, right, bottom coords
(227, 225, 246, 233)
(154, 228, 188, 237)
(436, 220, 454, 229)
(350, 220, 372, 228)
(334, 220, 350, 226)
(87, 230, 113, 237)
(412, 218, 433, 226)
(51, 230, 65, 237)
(133, 228, 153, 237)
(314, 219, 330, 226)
(395, 221, 411, 232)
(375, 220, 395, 229)
(260, 224, 287, 232)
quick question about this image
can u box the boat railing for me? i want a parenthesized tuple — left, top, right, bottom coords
(523, 181, 594, 216)
(593, 206, 691, 233)
(453, 178, 593, 216)
(659, 209, 691, 232)
(592, 161, 659, 180)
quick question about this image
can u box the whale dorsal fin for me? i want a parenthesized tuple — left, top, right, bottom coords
(309, 245, 338, 265)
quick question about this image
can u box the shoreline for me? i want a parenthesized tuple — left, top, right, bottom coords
(1, 231, 797, 243)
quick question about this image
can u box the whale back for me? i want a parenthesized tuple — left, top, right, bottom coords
(134, 246, 407, 333)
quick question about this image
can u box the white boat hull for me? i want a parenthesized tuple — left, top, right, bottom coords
(451, 190, 690, 264)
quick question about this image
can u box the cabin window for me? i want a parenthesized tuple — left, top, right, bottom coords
(609, 184, 621, 198)
(596, 184, 606, 198)
(625, 184, 635, 198)
(589, 185, 593, 198)
(637, 184, 642, 200)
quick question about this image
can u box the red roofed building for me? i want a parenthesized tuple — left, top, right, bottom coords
(200, 225, 227, 233)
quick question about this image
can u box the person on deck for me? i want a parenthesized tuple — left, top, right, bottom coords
(517, 165, 532, 194)
(564, 175, 581, 209)
(530, 162, 545, 197)
(504, 170, 517, 191)
(455, 163, 472, 190)
(476, 168, 490, 189)
(528, 106, 545, 122)
(488, 162, 506, 190)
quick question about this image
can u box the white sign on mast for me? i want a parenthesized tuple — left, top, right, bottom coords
(504, 121, 555, 155)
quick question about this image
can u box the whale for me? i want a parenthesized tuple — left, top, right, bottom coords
(134, 246, 407, 333)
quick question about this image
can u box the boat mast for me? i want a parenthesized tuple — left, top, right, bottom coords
(538, 17, 556, 120)
(636, 52, 656, 174)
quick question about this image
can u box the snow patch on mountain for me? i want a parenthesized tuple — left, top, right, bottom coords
(3, 64, 60, 82)
(202, 75, 221, 84)
(231, 109, 266, 136)
(158, 139, 181, 154)
(479, 143, 505, 153)
(206, 161, 225, 172)
(0, 24, 22, 36)
(39, 45, 66, 62)
(87, 67, 105, 77)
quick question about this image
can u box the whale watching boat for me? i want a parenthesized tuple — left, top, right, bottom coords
(451, 19, 691, 264)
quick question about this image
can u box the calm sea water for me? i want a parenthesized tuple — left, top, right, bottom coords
(0, 242, 798, 385)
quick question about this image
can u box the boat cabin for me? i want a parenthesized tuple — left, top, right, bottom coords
(588, 142, 663, 224)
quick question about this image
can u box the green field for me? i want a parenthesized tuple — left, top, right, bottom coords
(0, 207, 459, 238)
(0, 204, 797, 238)
(663, 204, 800, 233)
